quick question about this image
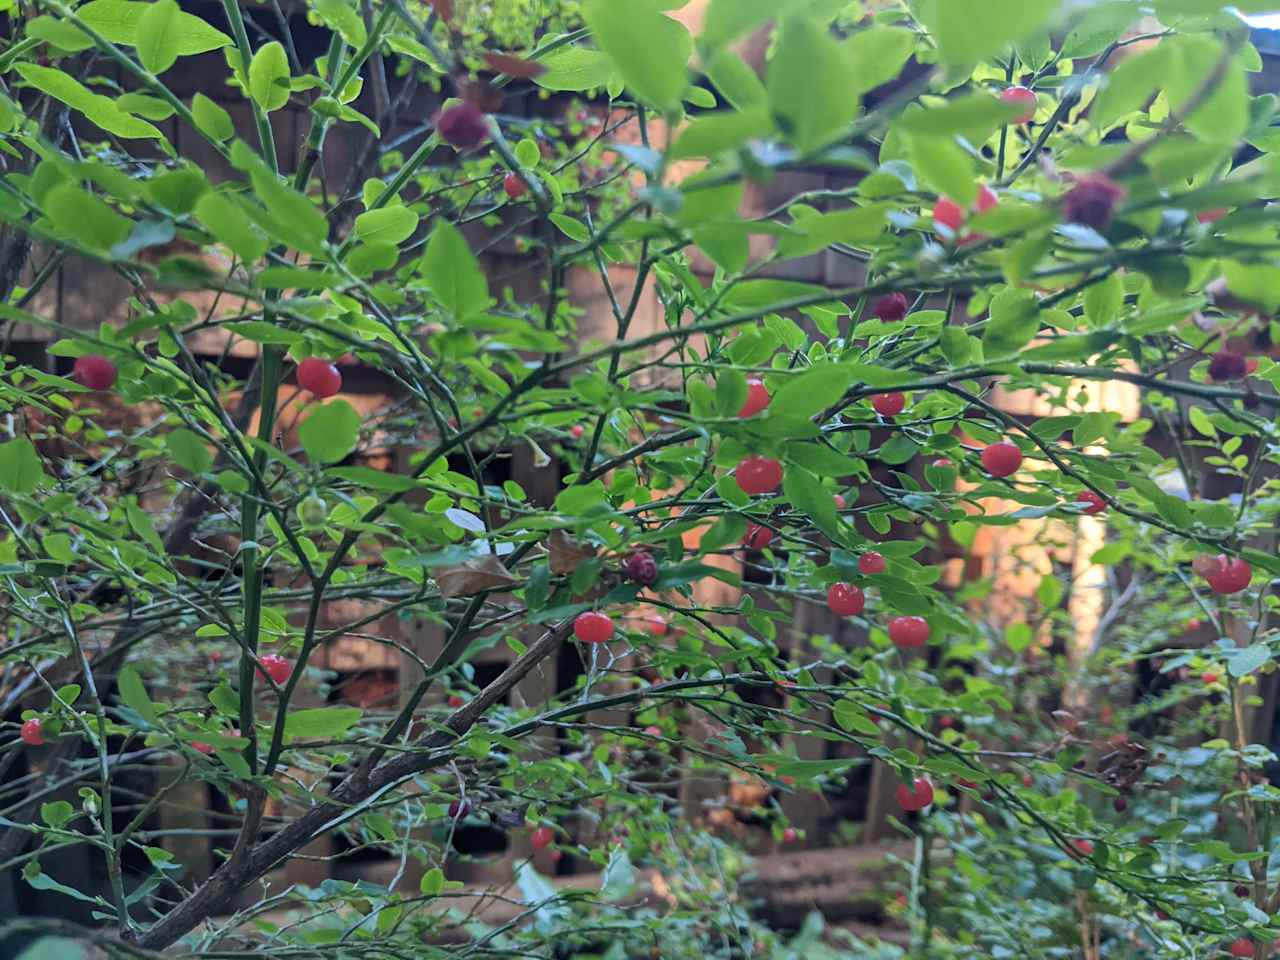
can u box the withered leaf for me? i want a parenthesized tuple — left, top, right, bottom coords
(548, 529, 595, 575)
(434, 555, 517, 598)
(428, 0, 454, 24)
(483, 52, 547, 79)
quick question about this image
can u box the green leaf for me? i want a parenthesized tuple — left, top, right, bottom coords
(165, 428, 213, 474)
(422, 220, 489, 319)
(44, 184, 132, 254)
(116, 92, 175, 120)
(910, 0, 1060, 68)
(908, 133, 976, 206)
(1091, 43, 1172, 129)
(26, 16, 95, 52)
(705, 49, 767, 111)
(1229, 644, 1271, 678)
(846, 26, 916, 95)
(420, 866, 444, 896)
(118, 664, 158, 725)
(784, 466, 841, 541)
(299, 400, 361, 465)
(354, 206, 419, 246)
(670, 109, 773, 160)
(1188, 405, 1216, 438)
(1083, 272, 1123, 327)
(248, 41, 291, 111)
(0, 439, 47, 494)
(191, 92, 234, 141)
(79, 0, 231, 54)
(785, 442, 861, 477)
(534, 48, 614, 92)
(136, 0, 182, 74)
(833, 700, 881, 736)
(284, 706, 362, 741)
(229, 141, 326, 255)
(126, 500, 164, 553)
(195, 192, 269, 262)
(768, 16, 859, 151)
(702, 0, 806, 51)
(770, 366, 855, 419)
(41, 801, 75, 829)
(1223, 261, 1280, 313)
(582, 0, 692, 110)
(898, 94, 1023, 142)
(148, 168, 207, 214)
(983, 288, 1041, 356)
(714, 369, 748, 417)
(312, 0, 366, 46)
(780, 204, 889, 258)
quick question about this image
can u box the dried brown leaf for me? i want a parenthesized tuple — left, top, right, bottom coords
(483, 51, 547, 79)
(548, 530, 595, 575)
(435, 555, 517, 598)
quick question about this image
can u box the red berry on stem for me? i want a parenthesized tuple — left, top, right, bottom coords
(436, 102, 489, 150)
(258, 654, 292, 686)
(570, 424, 585, 439)
(530, 825, 555, 849)
(297, 358, 342, 398)
(503, 173, 527, 199)
(574, 611, 613, 644)
(981, 441, 1023, 477)
(192, 741, 214, 755)
(871, 393, 906, 417)
(1075, 491, 1106, 515)
(735, 456, 783, 496)
(873, 293, 909, 323)
(895, 777, 934, 812)
(1000, 85, 1038, 123)
(447, 694, 465, 708)
(643, 725, 662, 737)
(931, 458, 953, 468)
(827, 582, 865, 617)
(623, 551, 659, 587)
(781, 827, 797, 843)
(1198, 208, 1228, 224)
(738, 378, 771, 419)
(647, 618, 668, 637)
(742, 523, 774, 550)
(1230, 938, 1255, 958)
(833, 493, 846, 509)
(74, 354, 117, 391)
(858, 551, 886, 575)
(1207, 558, 1252, 595)
(1072, 838, 1095, 857)
(1113, 796, 1128, 812)
(974, 184, 999, 214)
(1201, 672, 1219, 684)
(20, 719, 44, 746)
(888, 616, 929, 649)
(933, 196, 965, 232)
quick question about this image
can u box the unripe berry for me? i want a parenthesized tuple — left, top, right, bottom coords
(297, 495, 327, 530)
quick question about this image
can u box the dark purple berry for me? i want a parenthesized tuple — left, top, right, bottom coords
(1062, 174, 1126, 231)
(436, 103, 489, 150)
(1208, 349, 1247, 382)
(448, 799, 471, 818)
(1113, 796, 1128, 813)
(873, 293, 909, 323)
(623, 551, 659, 588)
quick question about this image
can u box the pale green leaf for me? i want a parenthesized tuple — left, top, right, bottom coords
(422, 220, 489, 319)
(354, 206, 419, 245)
(248, 40, 290, 111)
(768, 16, 859, 151)
(583, 0, 692, 110)
(300, 400, 361, 465)
(0, 439, 47, 494)
(136, 0, 181, 74)
(191, 92, 233, 141)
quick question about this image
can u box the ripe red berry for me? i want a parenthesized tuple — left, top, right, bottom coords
(570, 424, 585, 439)
(974, 184, 999, 214)
(1062, 173, 1126, 231)
(447, 694, 465, 708)
(1201, 672, 1219, 684)
(1187, 619, 1204, 631)
(858, 551, 886, 575)
(503, 173, 527, 199)
(73, 354, 117, 391)
(574, 611, 613, 644)
(436, 102, 489, 150)
(192, 741, 214, 755)
(738, 378, 771, 418)
(1207, 557, 1252, 595)
(623, 551, 659, 587)
(873, 293, 909, 322)
(1071, 838, 1095, 857)
(530, 825, 555, 849)
(1198, 208, 1228, 224)
(933, 196, 965, 233)
(827, 582, 865, 617)
(742, 523, 774, 550)
(781, 827, 798, 843)
(939, 715, 954, 728)
(1000, 85, 1038, 123)
(833, 493, 846, 509)
(297, 358, 342, 398)
(643, 725, 662, 737)
(981, 441, 1023, 477)
(646, 618, 668, 636)
(871, 393, 906, 417)
(735, 456, 783, 496)
(1230, 938, 1255, 958)
(888, 615, 929, 649)
(1209, 349, 1247, 382)
(895, 777, 934, 812)
(1075, 491, 1106, 515)
(258, 654, 292, 686)
(20, 718, 44, 746)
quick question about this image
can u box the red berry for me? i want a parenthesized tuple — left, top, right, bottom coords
(1207, 558, 1252, 595)
(895, 777, 934, 812)
(858, 551, 886, 575)
(781, 827, 798, 843)
(73, 354, 117, 391)
(1000, 85, 1038, 123)
(1062, 174, 1126, 231)
(957, 777, 978, 789)
(1198, 208, 1228, 224)
(503, 173, 527, 199)
(530, 825, 555, 849)
(931, 458, 953, 468)
(827, 582, 865, 617)
(939, 715, 954, 728)
(297, 358, 342, 398)
(1022, 774, 1034, 787)
(646, 618, 668, 636)
(1187, 619, 1204, 631)
(1230, 938, 1255, 958)
(981, 441, 1023, 477)
(1192, 553, 1227, 579)
(447, 694, 465, 708)
(1075, 491, 1106, 515)
(833, 493, 846, 509)
(873, 293, 909, 322)
(742, 523, 774, 549)
(1201, 672, 1219, 684)
(258, 654, 292, 685)
(570, 424, 585, 439)
(735, 456, 783, 496)
(643, 725, 662, 737)
(871, 393, 906, 417)
(436, 102, 489, 150)
(888, 615, 929, 649)
(933, 196, 966, 232)
(192, 741, 214, 755)
(623, 551, 660, 587)
(738, 378, 771, 418)
(974, 184, 999, 213)
(20, 719, 44, 746)
(574, 611, 613, 644)
(1071, 838, 1095, 857)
